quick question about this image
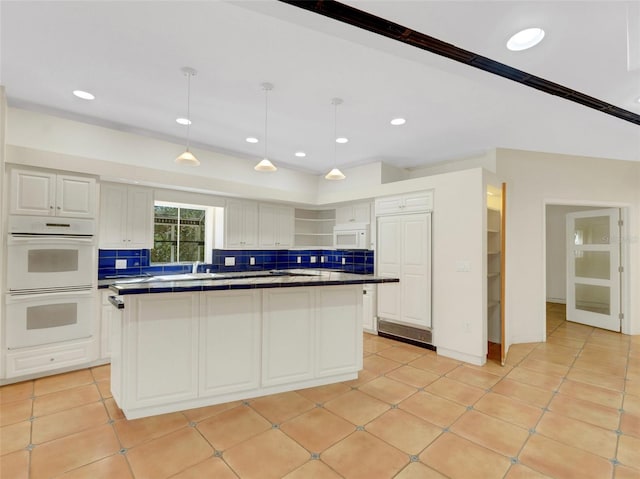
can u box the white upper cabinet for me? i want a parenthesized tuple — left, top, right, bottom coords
(99, 183, 154, 249)
(11, 168, 96, 218)
(259, 203, 294, 248)
(375, 191, 433, 216)
(225, 199, 259, 248)
(335, 201, 371, 225)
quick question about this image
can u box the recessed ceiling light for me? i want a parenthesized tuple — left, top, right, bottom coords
(295, 151, 306, 158)
(72, 90, 95, 100)
(390, 118, 406, 126)
(246, 137, 259, 144)
(336, 137, 349, 144)
(176, 117, 191, 125)
(507, 27, 545, 51)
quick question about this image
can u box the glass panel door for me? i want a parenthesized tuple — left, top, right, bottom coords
(566, 209, 620, 331)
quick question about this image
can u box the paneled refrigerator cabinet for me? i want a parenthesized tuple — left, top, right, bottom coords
(375, 192, 433, 347)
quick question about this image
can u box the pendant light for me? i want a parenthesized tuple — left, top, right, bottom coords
(175, 67, 200, 166)
(254, 82, 277, 172)
(325, 98, 346, 180)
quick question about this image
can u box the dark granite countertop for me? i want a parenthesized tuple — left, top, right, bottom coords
(107, 269, 398, 296)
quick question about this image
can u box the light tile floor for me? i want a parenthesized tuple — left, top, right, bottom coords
(1, 303, 639, 478)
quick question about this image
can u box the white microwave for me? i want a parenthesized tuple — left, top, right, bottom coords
(333, 223, 370, 249)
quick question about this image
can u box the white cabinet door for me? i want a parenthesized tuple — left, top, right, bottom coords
(375, 192, 433, 216)
(242, 202, 259, 248)
(99, 184, 153, 249)
(377, 213, 431, 329)
(124, 293, 199, 408)
(275, 206, 294, 248)
(126, 187, 154, 249)
(375, 196, 404, 216)
(403, 192, 433, 213)
(225, 200, 258, 248)
(353, 202, 371, 223)
(316, 286, 362, 377)
(376, 216, 402, 320)
(10, 169, 56, 216)
(200, 290, 261, 396)
(10, 169, 96, 218)
(336, 202, 371, 224)
(56, 174, 96, 218)
(5, 338, 96, 378)
(225, 200, 245, 248)
(262, 289, 314, 386)
(100, 290, 123, 360)
(259, 204, 278, 248)
(99, 183, 128, 247)
(401, 214, 432, 328)
(260, 204, 294, 248)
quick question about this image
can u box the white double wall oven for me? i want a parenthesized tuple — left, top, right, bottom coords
(6, 215, 96, 350)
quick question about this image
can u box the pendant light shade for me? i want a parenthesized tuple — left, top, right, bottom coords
(325, 97, 346, 180)
(176, 150, 199, 166)
(175, 67, 200, 166)
(325, 168, 346, 180)
(255, 158, 277, 171)
(254, 82, 277, 172)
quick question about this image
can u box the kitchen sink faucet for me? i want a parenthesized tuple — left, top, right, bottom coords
(192, 261, 201, 274)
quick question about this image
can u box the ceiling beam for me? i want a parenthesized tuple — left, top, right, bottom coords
(279, 0, 640, 126)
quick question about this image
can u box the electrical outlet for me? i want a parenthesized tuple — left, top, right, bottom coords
(297, 256, 302, 264)
(310, 256, 317, 263)
(342, 258, 346, 265)
(115, 259, 127, 269)
(224, 257, 235, 266)
(250, 257, 255, 265)
(320, 256, 325, 263)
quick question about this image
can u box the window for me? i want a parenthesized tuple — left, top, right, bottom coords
(151, 202, 212, 264)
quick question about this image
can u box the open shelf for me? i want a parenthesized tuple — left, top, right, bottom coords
(294, 209, 335, 247)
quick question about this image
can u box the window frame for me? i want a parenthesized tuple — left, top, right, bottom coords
(152, 200, 214, 264)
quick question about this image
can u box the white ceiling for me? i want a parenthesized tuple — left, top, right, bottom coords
(1, 1, 639, 175)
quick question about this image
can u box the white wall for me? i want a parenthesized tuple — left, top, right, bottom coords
(6, 108, 319, 205)
(545, 205, 601, 303)
(497, 148, 640, 342)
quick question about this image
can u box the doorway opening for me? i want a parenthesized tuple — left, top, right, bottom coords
(544, 203, 629, 337)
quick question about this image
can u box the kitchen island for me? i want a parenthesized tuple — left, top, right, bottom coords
(108, 270, 398, 419)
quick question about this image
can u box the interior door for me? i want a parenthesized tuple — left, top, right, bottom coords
(566, 208, 621, 331)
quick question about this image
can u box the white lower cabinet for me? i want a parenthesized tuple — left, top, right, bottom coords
(262, 289, 315, 386)
(316, 286, 363, 377)
(200, 290, 261, 396)
(5, 338, 96, 378)
(120, 293, 199, 409)
(100, 290, 117, 359)
(112, 285, 363, 419)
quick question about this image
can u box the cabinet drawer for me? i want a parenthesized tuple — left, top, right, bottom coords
(5, 339, 95, 378)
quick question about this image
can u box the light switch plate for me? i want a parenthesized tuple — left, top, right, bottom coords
(310, 256, 317, 263)
(320, 256, 325, 263)
(297, 256, 301, 263)
(250, 257, 255, 265)
(225, 257, 235, 266)
(115, 259, 127, 269)
(342, 258, 346, 265)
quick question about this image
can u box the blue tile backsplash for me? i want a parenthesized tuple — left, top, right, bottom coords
(98, 248, 374, 279)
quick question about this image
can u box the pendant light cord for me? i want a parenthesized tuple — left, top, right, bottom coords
(186, 72, 192, 150)
(333, 101, 338, 168)
(264, 86, 269, 160)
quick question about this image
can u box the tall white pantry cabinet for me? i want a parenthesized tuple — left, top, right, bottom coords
(375, 192, 433, 331)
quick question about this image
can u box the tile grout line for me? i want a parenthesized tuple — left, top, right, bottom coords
(611, 331, 633, 477)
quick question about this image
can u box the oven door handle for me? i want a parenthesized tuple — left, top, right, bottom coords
(6, 289, 94, 303)
(8, 235, 94, 245)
